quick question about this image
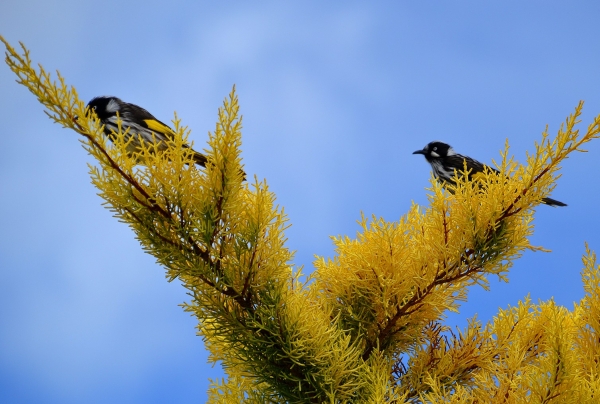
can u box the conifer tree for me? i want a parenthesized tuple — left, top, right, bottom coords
(4, 36, 600, 403)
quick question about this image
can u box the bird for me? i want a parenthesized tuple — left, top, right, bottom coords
(413, 141, 567, 207)
(86, 96, 207, 166)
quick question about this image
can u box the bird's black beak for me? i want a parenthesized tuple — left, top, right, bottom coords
(413, 149, 426, 155)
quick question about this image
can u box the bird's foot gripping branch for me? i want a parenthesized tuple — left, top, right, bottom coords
(5, 36, 600, 402)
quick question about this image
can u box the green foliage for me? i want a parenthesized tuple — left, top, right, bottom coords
(4, 36, 600, 403)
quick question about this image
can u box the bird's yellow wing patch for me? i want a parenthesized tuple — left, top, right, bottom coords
(144, 119, 176, 137)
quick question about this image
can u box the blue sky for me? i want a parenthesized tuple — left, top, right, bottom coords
(2, 2, 600, 403)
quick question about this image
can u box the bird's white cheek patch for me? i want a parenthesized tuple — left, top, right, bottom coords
(106, 99, 119, 113)
(430, 151, 440, 158)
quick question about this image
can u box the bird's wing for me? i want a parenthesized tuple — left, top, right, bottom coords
(123, 103, 177, 139)
(143, 118, 177, 139)
(445, 154, 497, 181)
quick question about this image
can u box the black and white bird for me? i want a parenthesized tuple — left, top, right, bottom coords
(86, 96, 207, 166)
(413, 141, 566, 207)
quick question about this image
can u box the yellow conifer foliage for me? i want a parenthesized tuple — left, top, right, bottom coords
(4, 36, 600, 403)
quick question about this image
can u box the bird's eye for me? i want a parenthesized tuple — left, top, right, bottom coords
(433, 147, 437, 151)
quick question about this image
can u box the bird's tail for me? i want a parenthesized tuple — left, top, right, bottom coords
(542, 197, 567, 207)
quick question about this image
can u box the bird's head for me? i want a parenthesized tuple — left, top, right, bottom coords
(413, 141, 454, 162)
(86, 96, 122, 120)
